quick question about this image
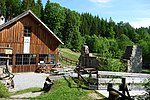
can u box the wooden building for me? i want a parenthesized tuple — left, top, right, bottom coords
(0, 10, 63, 73)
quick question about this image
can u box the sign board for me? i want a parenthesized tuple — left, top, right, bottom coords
(5, 49, 12, 54)
(24, 37, 30, 53)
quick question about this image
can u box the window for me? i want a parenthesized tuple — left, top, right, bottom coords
(24, 26, 31, 37)
(39, 54, 48, 64)
(38, 54, 56, 64)
(30, 55, 36, 64)
(23, 54, 30, 64)
(49, 54, 56, 64)
(16, 54, 36, 65)
(16, 54, 23, 65)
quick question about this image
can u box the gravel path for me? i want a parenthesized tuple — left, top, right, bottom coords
(9, 72, 49, 92)
(8, 71, 71, 99)
(8, 72, 49, 99)
(8, 68, 78, 99)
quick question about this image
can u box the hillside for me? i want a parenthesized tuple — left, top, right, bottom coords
(59, 48, 80, 66)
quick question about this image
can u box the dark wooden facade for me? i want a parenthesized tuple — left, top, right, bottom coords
(0, 10, 63, 73)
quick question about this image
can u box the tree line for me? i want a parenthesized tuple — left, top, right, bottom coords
(0, 0, 150, 63)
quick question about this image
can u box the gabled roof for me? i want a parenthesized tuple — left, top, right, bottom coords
(0, 10, 64, 44)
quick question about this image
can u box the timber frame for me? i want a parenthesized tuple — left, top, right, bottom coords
(0, 10, 63, 73)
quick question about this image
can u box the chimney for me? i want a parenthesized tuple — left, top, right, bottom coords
(0, 15, 5, 25)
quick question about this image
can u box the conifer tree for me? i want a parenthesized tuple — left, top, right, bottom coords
(43, 1, 65, 36)
(32, 0, 43, 18)
(0, 0, 6, 16)
(5, 0, 21, 20)
(21, 0, 35, 12)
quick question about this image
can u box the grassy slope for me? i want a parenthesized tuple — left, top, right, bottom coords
(59, 48, 80, 61)
(9, 76, 105, 100)
(59, 48, 150, 73)
(35, 78, 88, 100)
(34, 77, 105, 100)
(59, 48, 80, 66)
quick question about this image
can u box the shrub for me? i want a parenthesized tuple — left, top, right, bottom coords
(137, 78, 150, 99)
(0, 81, 9, 98)
(97, 57, 126, 72)
(144, 78, 150, 94)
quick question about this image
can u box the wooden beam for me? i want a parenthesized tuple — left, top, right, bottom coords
(0, 47, 13, 50)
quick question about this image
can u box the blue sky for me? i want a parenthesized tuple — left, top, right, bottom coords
(42, 0, 150, 28)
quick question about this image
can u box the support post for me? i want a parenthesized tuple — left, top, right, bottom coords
(6, 55, 9, 70)
(122, 78, 126, 95)
(96, 70, 98, 90)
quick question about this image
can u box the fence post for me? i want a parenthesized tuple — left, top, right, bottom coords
(96, 70, 98, 90)
(119, 78, 126, 100)
(122, 78, 126, 95)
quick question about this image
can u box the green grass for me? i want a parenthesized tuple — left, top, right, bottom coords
(34, 77, 103, 100)
(142, 69, 150, 74)
(10, 87, 41, 96)
(59, 48, 80, 66)
(0, 82, 10, 98)
(59, 48, 80, 62)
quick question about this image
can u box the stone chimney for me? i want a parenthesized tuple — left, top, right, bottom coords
(0, 15, 5, 25)
(123, 46, 142, 73)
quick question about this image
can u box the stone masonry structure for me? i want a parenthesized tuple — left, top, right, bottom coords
(78, 45, 99, 69)
(122, 46, 142, 73)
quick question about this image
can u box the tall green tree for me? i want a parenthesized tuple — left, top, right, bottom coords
(138, 39, 150, 60)
(0, 0, 6, 16)
(136, 27, 150, 41)
(62, 9, 82, 51)
(21, 0, 35, 12)
(80, 13, 93, 36)
(136, 27, 150, 60)
(117, 34, 134, 51)
(37, 0, 43, 18)
(43, 2, 65, 36)
(5, 0, 21, 20)
(100, 18, 107, 37)
(86, 34, 100, 53)
(123, 23, 136, 42)
(32, 0, 43, 18)
(106, 26, 116, 39)
(115, 21, 124, 37)
(107, 39, 120, 58)
(106, 17, 116, 38)
(90, 16, 99, 36)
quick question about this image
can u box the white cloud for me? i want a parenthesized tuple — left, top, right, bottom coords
(89, 0, 111, 3)
(130, 18, 150, 28)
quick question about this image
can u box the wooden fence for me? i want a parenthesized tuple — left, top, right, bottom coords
(60, 56, 78, 65)
(98, 71, 150, 90)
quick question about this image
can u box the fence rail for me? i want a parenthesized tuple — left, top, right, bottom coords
(97, 71, 150, 90)
(60, 55, 78, 65)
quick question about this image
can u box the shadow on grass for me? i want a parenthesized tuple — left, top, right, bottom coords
(63, 76, 89, 90)
(32, 89, 43, 93)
